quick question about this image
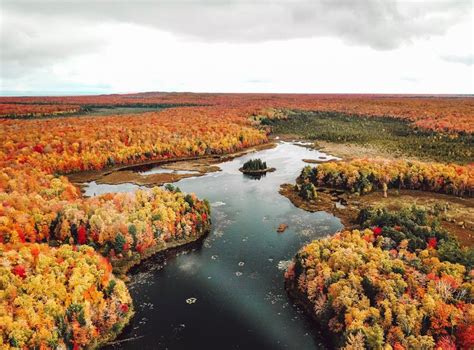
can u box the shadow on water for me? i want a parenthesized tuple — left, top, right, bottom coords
(87, 142, 342, 350)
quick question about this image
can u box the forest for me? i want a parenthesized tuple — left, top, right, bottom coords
(1, 93, 473, 134)
(0, 93, 472, 349)
(286, 209, 473, 349)
(0, 101, 267, 348)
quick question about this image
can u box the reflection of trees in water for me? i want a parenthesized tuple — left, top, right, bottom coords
(244, 172, 266, 180)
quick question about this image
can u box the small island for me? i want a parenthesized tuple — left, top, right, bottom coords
(239, 158, 276, 175)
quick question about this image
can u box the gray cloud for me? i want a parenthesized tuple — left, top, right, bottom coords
(1, 0, 472, 86)
(0, 11, 107, 79)
(2, 1, 471, 49)
(441, 54, 474, 66)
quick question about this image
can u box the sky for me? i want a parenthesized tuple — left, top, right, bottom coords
(0, 0, 473, 95)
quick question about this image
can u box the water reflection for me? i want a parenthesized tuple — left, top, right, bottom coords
(243, 172, 267, 180)
(82, 181, 145, 197)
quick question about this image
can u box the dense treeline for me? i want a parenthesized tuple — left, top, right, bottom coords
(0, 103, 81, 118)
(0, 169, 210, 268)
(300, 159, 474, 197)
(0, 108, 267, 174)
(286, 206, 474, 349)
(0, 103, 199, 119)
(1, 93, 472, 134)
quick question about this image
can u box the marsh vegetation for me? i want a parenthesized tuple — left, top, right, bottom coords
(263, 110, 473, 163)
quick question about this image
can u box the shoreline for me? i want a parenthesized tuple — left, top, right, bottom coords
(112, 221, 212, 276)
(64, 142, 274, 347)
(238, 167, 276, 175)
(284, 275, 339, 349)
(279, 184, 474, 247)
(68, 141, 277, 191)
(92, 306, 136, 350)
(274, 133, 473, 247)
(63, 135, 472, 348)
(279, 183, 354, 227)
(273, 134, 425, 162)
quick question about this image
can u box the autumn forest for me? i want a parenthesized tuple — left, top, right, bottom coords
(0, 93, 473, 349)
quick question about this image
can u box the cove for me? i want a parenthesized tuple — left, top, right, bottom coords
(85, 142, 343, 349)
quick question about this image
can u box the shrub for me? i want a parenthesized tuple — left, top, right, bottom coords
(299, 182, 318, 200)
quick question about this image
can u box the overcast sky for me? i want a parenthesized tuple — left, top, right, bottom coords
(0, 0, 473, 95)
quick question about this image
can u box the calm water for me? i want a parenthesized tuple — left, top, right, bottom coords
(88, 142, 342, 350)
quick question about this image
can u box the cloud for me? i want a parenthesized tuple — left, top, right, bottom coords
(441, 54, 474, 66)
(2, 0, 471, 50)
(0, 11, 108, 80)
(0, 0, 472, 94)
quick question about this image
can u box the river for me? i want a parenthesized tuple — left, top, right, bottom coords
(84, 142, 343, 349)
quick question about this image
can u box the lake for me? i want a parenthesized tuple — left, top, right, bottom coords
(85, 142, 343, 349)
